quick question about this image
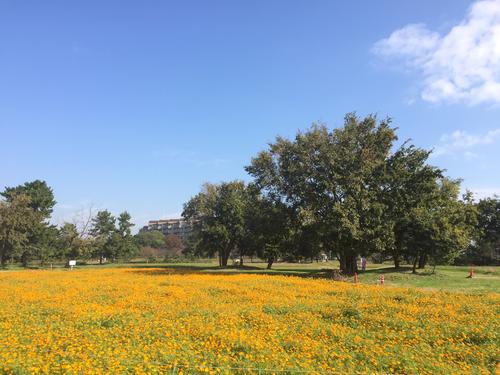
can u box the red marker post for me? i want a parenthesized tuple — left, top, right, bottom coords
(354, 273, 358, 284)
(379, 275, 385, 285)
(467, 267, 474, 278)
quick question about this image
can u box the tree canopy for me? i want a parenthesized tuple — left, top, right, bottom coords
(0, 113, 496, 270)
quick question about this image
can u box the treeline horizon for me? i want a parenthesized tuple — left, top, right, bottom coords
(182, 113, 499, 273)
(0, 180, 189, 267)
(1, 113, 499, 272)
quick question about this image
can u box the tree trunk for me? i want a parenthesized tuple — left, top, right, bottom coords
(418, 253, 427, 269)
(339, 253, 358, 275)
(239, 255, 243, 267)
(0, 244, 6, 267)
(412, 254, 419, 274)
(21, 252, 29, 268)
(267, 258, 274, 269)
(220, 249, 230, 267)
(394, 255, 400, 269)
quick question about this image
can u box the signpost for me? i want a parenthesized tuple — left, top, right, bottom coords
(69, 260, 76, 270)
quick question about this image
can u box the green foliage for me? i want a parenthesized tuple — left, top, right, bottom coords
(382, 144, 443, 267)
(183, 181, 247, 267)
(241, 189, 294, 268)
(461, 197, 500, 265)
(0, 181, 138, 266)
(245, 113, 481, 273)
(1, 180, 56, 266)
(1, 180, 56, 217)
(31, 224, 59, 265)
(90, 210, 117, 263)
(57, 223, 93, 262)
(0, 194, 37, 266)
(90, 210, 138, 262)
(135, 230, 166, 249)
(2, 112, 494, 270)
(116, 212, 139, 260)
(247, 114, 398, 273)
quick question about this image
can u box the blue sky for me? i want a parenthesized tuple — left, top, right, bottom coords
(1, 0, 499, 230)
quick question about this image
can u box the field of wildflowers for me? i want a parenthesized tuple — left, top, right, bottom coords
(0, 268, 498, 374)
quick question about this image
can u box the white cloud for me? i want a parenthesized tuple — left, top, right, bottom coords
(373, 0, 500, 105)
(432, 128, 500, 157)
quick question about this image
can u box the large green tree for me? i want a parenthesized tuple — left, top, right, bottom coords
(32, 224, 59, 266)
(1, 180, 56, 217)
(89, 210, 139, 262)
(183, 181, 247, 267)
(116, 211, 139, 259)
(463, 197, 500, 265)
(382, 145, 444, 268)
(1, 180, 56, 266)
(0, 194, 37, 266)
(90, 210, 117, 263)
(247, 114, 397, 274)
(241, 189, 295, 268)
(394, 178, 477, 273)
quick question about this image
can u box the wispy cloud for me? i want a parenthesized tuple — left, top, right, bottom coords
(432, 128, 500, 157)
(372, 0, 500, 105)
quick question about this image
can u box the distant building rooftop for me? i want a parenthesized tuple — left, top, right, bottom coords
(141, 218, 192, 241)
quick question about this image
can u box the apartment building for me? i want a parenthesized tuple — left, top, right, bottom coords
(141, 218, 193, 242)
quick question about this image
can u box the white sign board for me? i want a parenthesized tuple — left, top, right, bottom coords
(69, 260, 76, 266)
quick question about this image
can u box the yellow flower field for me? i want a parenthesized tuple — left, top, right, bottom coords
(0, 268, 498, 374)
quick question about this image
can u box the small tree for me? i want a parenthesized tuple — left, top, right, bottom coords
(1, 180, 56, 267)
(135, 230, 166, 249)
(0, 194, 36, 267)
(90, 210, 117, 263)
(33, 225, 59, 266)
(397, 179, 477, 273)
(57, 222, 92, 263)
(183, 181, 247, 267)
(242, 190, 294, 269)
(116, 212, 139, 260)
(464, 196, 500, 265)
(164, 234, 184, 257)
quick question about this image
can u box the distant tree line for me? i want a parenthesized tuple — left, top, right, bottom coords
(183, 113, 500, 273)
(0, 181, 145, 267)
(135, 230, 186, 260)
(1, 114, 499, 272)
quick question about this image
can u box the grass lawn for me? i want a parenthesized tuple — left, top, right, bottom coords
(3, 259, 499, 293)
(131, 260, 500, 293)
